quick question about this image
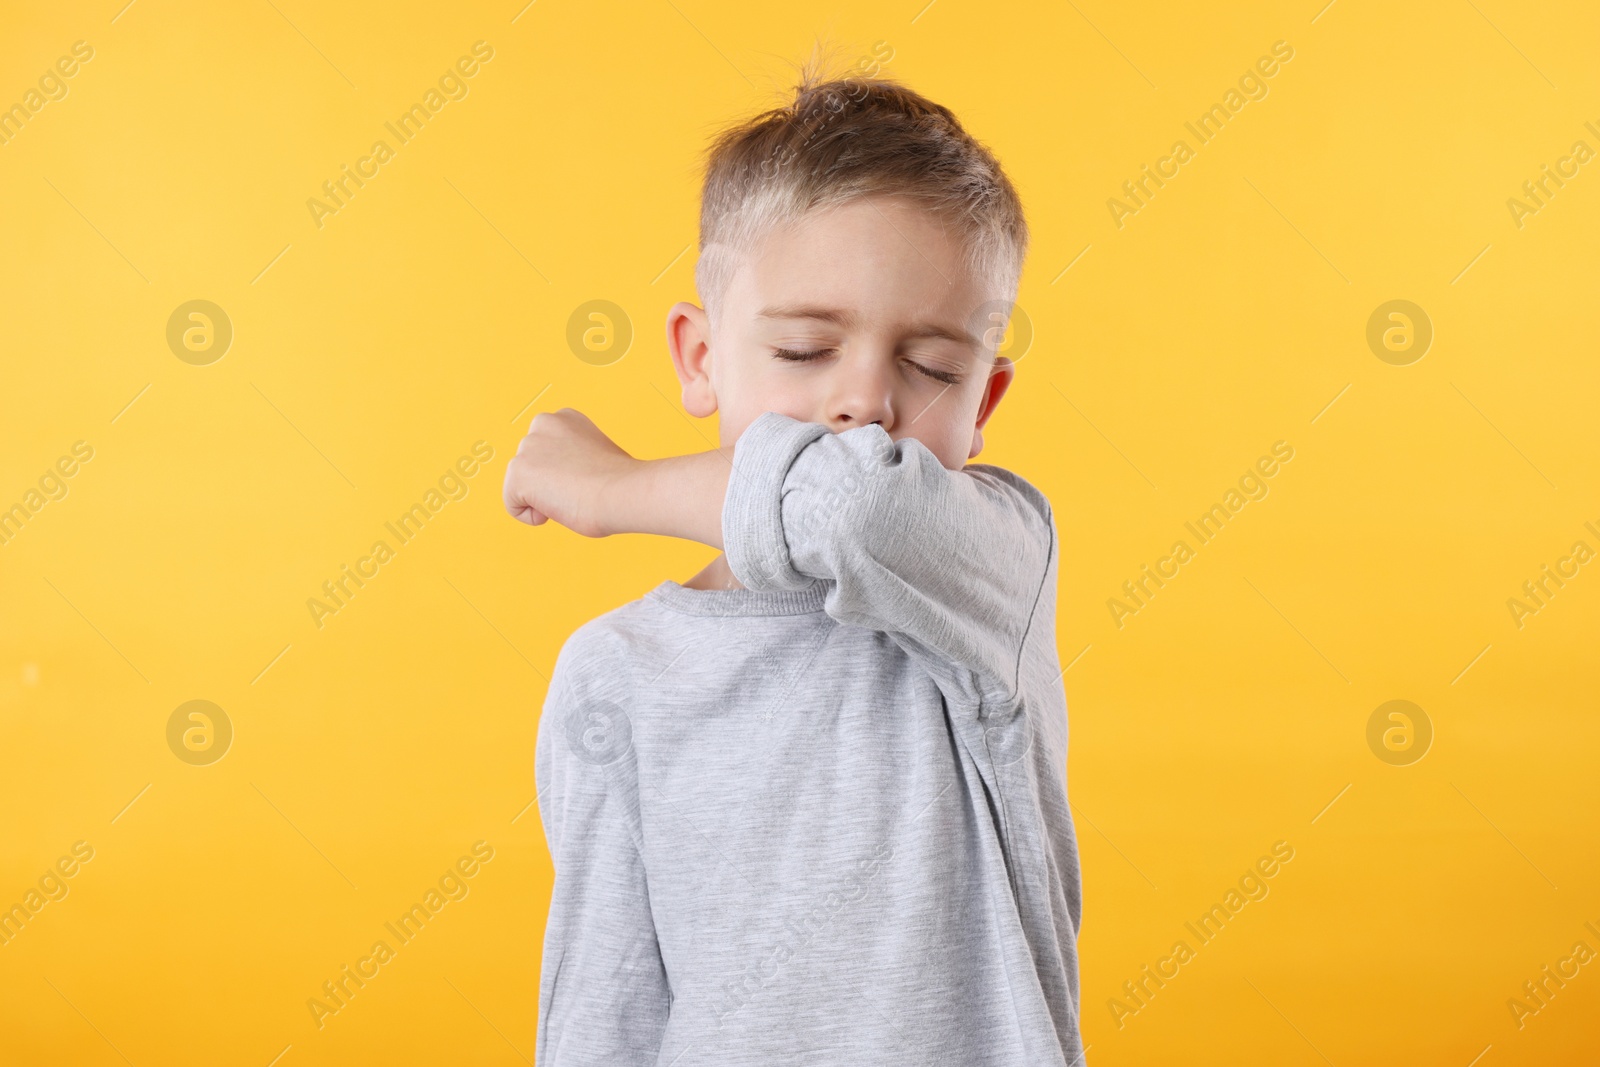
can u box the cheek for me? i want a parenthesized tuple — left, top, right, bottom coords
(940, 436, 974, 468)
(720, 359, 816, 425)
(719, 413, 756, 448)
(898, 423, 969, 469)
(932, 389, 990, 464)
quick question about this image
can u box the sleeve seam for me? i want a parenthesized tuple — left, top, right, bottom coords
(1001, 496, 1056, 707)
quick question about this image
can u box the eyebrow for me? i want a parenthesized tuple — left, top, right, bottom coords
(756, 303, 978, 349)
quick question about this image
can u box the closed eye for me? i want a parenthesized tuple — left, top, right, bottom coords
(771, 347, 963, 386)
(912, 362, 963, 386)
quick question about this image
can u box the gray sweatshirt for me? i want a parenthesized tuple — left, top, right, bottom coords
(534, 411, 1084, 1066)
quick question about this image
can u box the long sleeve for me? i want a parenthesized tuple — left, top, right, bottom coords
(534, 641, 669, 1066)
(722, 411, 1057, 710)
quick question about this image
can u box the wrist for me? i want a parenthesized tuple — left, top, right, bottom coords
(596, 455, 650, 538)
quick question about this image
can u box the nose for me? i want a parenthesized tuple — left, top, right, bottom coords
(823, 348, 896, 433)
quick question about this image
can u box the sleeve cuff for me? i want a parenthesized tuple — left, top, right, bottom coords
(722, 411, 832, 591)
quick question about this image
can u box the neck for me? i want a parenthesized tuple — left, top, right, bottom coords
(683, 553, 745, 591)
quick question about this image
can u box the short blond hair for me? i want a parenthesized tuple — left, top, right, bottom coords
(694, 58, 1028, 338)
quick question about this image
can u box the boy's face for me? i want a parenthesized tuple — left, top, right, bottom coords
(667, 194, 1016, 470)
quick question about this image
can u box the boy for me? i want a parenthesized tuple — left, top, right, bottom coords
(505, 68, 1084, 1065)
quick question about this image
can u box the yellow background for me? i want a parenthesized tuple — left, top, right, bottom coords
(2, 0, 1597, 1063)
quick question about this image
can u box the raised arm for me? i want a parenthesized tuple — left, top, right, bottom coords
(504, 407, 1056, 704)
(723, 411, 1056, 708)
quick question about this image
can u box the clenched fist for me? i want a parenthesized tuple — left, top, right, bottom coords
(502, 408, 638, 537)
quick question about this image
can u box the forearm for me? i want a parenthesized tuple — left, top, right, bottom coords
(603, 445, 736, 548)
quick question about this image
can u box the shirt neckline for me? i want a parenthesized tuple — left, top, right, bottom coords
(645, 578, 828, 617)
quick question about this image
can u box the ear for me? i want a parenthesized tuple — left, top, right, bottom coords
(968, 355, 1015, 460)
(666, 301, 718, 418)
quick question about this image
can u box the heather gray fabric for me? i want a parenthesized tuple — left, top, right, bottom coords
(534, 411, 1084, 1066)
